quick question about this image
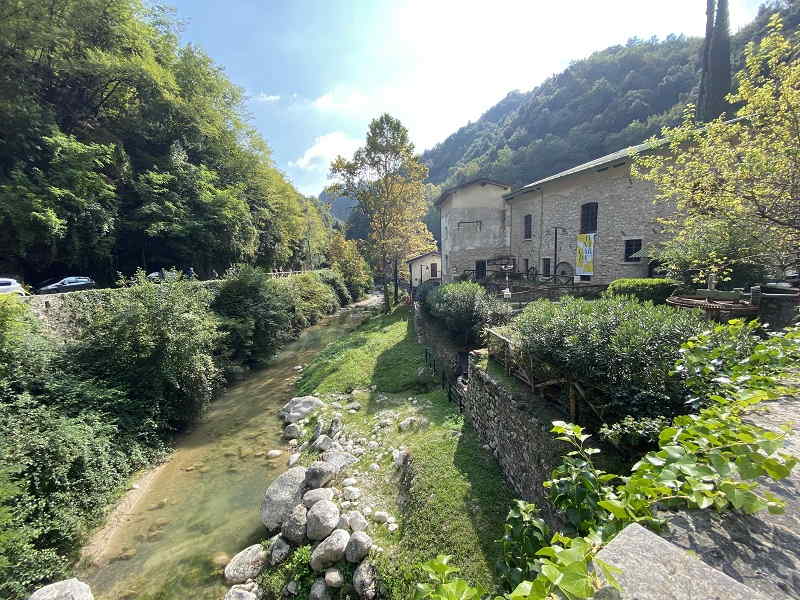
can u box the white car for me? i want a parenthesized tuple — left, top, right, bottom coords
(0, 278, 26, 296)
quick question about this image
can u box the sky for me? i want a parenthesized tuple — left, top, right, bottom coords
(166, 0, 765, 197)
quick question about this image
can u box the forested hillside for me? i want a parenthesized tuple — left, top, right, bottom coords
(421, 0, 800, 196)
(0, 0, 332, 285)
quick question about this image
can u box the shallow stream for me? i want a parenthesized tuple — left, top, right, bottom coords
(77, 300, 377, 600)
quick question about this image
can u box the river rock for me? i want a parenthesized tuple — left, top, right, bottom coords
(281, 504, 307, 545)
(224, 544, 268, 584)
(266, 449, 282, 458)
(287, 453, 300, 467)
(321, 450, 358, 473)
(372, 511, 389, 524)
(353, 560, 377, 599)
(260, 466, 307, 531)
(345, 532, 372, 563)
(310, 529, 350, 571)
(344, 401, 362, 411)
(342, 486, 361, 501)
(309, 579, 330, 600)
(224, 580, 263, 600)
(305, 461, 336, 489)
(307, 500, 340, 540)
(28, 579, 93, 600)
(312, 435, 334, 452)
(303, 487, 335, 508)
(268, 535, 291, 566)
(324, 568, 344, 588)
(283, 423, 301, 439)
(398, 417, 417, 432)
(346, 511, 368, 532)
(329, 417, 343, 438)
(280, 396, 324, 423)
(342, 477, 357, 487)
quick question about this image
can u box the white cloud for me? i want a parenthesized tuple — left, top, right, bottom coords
(289, 131, 361, 171)
(253, 92, 280, 103)
(312, 89, 370, 113)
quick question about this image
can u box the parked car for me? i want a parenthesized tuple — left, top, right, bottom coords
(37, 276, 95, 294)
(0, 278, 26, 296)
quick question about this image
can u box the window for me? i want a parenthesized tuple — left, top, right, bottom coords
(624, 239, 642, 262)
(430, 263, 437, 278)
(580, 202, 598, 234)
(475, 260, 486, 280)
(523, 258, 529, 274)
(541, 257, 551, 277)
(523, 214, 532, 239)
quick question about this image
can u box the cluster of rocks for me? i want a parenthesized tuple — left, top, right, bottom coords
(222, 394, 399, 600)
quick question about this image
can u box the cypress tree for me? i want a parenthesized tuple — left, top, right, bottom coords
(698, 0, 732, 121)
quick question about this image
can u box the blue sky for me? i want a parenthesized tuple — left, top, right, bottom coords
(166, 0, 764, 197)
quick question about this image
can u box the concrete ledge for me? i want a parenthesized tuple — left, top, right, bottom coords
(594, 523, 771, 600)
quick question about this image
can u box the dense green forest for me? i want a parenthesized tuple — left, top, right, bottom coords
(0, 0, 333, 285)
(416, 0, 800, 236)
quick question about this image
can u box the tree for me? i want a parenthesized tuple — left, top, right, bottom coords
(327, 232, 372, 300)
(698, 0, 732, 122)
(329, 114, 436, 303)
(633, 16, 800, 282)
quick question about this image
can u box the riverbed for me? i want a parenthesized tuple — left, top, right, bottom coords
(77, 298, 379, 600)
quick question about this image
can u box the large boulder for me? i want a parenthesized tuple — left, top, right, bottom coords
(353, 561, 377, 599)
(224, 580, 263, 600)
(224, 544, 268, 584)
(310, 529, 350, 571)
(321, 450, 358, 473)
(260, 466, 307, 531)
(283, 423, 302, 439)
(305, 461, 336, 489)
(303, 487, 335, 508)
(281, 504, 307, 545)
(280, 396, 324, 423)
(346, 511, 368, 532)
(28, 579, 93, 600)
(311, 435, 334, 452)
(345, 532, 372, 563)
(307, 500, 340, 541)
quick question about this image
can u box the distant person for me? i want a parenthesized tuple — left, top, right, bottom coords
(210, 269, 219, 280)
(185, 266, 196, 279)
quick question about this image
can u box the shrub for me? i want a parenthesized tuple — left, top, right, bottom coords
(424, 281, 510, 346)
(415, 279, 440, 305)
(213, 265, 294, 372)
(604, 278, 680, 304)
(68, 271, 223, 433)
(268, 272, 339, 330)
(511, 296, 706, 430)
(316, 269, 352, 306)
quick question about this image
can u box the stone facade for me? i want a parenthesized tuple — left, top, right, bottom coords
(508, 161, 674, 285)
(438, 153, 676, 286)
(437, 179, 512, 282)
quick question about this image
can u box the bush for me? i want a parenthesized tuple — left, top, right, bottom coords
(213, 265, 294, 372)
(268, 272, 339, 331)
(415, 279, 440, 305)
(316, 269, 352, 306)
(424, 282, 511, 346)
(511, 296, 706, 431)
(604, 278, 680, 304)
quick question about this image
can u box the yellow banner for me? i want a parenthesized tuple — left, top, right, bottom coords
(576, 233, 595, 276)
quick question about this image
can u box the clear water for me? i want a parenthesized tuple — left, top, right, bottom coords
(77, 304, 376, 600)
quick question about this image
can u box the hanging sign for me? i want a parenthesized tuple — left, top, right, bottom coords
(575, 233, 595, 276)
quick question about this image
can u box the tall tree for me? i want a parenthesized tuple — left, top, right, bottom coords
(329, 114, 436, 303)
(633, 16, 800, 282)
(698, 0, 732, 121)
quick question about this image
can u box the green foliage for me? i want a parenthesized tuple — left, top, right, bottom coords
(604, 278, 681, 304)
(414, 555, 486, 600)
(511, 296, 706, 429)
(494, 502, 551, 592)
(425, 282, 511, 347)
(317, 269, 352, 306)
(415, 279, 440, 305)
(269, 272, 339, 331)
(213, 265, 293, 371)
(258, 545, 315, 599)
(0, 0, 334, 284)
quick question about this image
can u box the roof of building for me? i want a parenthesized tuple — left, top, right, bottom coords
(406, 250, 441, 264)
(434, 178, 511, 207)
(504, 138, 666, 201)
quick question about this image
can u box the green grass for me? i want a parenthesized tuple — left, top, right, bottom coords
(296, 306, 428, 394)
(297, 305, 513, 598)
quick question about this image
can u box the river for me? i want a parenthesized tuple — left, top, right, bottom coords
(77, 298, 379, 600)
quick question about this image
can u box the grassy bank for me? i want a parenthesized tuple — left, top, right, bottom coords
(296, 306, 513, 597)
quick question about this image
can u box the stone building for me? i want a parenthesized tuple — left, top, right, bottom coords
(407, 250, 441, 293)
(438, 143, 673, 286)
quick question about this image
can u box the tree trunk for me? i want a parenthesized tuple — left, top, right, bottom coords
(393, 258, 399, 305)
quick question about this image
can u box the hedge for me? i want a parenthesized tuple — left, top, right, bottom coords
(604, 278, 681, 304)
(424, 281, 512, 346)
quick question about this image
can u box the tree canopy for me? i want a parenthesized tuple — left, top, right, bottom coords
(0, 0, 331, 283)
